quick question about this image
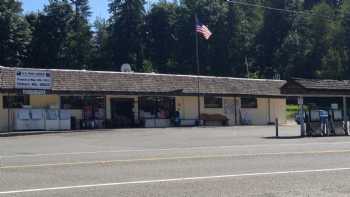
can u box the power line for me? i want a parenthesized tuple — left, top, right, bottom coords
(225, 0, 336, 21)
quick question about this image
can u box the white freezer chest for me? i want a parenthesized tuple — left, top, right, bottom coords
(14, 109, 31, 131)
(45, 109, 59, 131)
(59, 110, 71, 130)
(30, 109, 45, 130)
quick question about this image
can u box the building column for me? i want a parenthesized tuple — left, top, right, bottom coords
(268, 98, 271, 124)
(7, 92, 11, 133)
(234, 96, 238, 125)
(343, 97, 349, 135)
(299, 96, 306, 137)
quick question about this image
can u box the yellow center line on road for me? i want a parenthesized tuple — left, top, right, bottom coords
(2, 149, 350, 169)
(3, 141, 350, 159)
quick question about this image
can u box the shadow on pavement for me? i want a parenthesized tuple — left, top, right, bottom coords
(263, 136, 304, 139)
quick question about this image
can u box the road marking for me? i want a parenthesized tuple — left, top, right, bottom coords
(1, 167, 350, 194)
(2, 149, 350, 169)
(3, 141, 350, 159)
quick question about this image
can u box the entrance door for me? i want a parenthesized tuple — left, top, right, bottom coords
(111, 98, 135, 128)
(224, 98, 236, 125)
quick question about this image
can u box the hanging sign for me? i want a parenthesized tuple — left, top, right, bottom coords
(331, 103, 339, 110)
(298, 97, 304, 105)
(16, 69, 52, 90)
(22, 90, 46, 95)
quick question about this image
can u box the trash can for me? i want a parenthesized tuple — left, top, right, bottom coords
(71, 117, 76, 130)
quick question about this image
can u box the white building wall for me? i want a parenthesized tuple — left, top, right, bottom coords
(269, 98, 287, 124)
(222, 97, 239, 126)
(240, 98, 269, 125)
(176, 96, 198, 120)
(0, 94, 9, 132)
(201, 97, 238, 126)
(176, 96, 239, 126)
(175, 96, 286, 126)
(240, 98, 286, 125)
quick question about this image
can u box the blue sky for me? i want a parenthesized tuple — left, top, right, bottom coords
(21, 0, 110, 20)
(20, 0, 157, 21)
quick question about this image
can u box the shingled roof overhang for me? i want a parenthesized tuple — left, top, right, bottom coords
(0, 66, 286, 97)
(281, 78, 350, 97)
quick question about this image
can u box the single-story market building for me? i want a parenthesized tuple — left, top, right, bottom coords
(0, 66, 287, 132)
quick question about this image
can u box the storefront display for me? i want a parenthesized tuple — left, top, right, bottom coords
(139, 96, 175, 127)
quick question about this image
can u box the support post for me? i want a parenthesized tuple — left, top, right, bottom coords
(234, 96, 238, 125)
(343, 97, 349, 135)
(299, 97, 306, 137)
(104, 95, 107, 129)
(7, 92, 10, 133)
(195, 14, 201, 126)
(137, 97, 141, 127)
(275, 118, 279, 138)
(268, 98, 271, 124)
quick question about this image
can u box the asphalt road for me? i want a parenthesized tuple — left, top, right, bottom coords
(2, 126, 350, 196)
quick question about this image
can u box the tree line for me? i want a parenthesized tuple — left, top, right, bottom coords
(1, 0, 350, 79)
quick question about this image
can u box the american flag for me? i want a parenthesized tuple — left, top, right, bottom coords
(195, 17, 212, 40)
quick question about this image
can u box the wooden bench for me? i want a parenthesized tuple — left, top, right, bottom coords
(201, 114, 229, 126)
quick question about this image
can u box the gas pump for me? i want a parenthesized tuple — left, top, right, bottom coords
(306, 106, 348, 137)
(328, 108, 346, 136)
(306, 109, 329, 137)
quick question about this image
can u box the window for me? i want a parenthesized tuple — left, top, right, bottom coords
(60, 96, 83, 109)
(204, 96, 223, 108)
(3, 95, 30, 108)
(241, 97, 258, 108)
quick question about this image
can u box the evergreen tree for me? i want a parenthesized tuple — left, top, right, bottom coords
(108, 0, 146, 71)
(226, 2, 263, 77)
(66, 0, 92, 69)
(304, 0, 343, 9)
(90, 18, 112, 70)
(27, 0, 74, 68)
(145, 1, 178, 73)
(4, 0, 349, 79)
(307, 2, 338, 78)
(256, 0, 301, 78)
(274, 15, 313, 78)
(0, 0, 31, 66)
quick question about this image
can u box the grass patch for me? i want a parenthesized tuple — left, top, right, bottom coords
(287, 105, 299, 119)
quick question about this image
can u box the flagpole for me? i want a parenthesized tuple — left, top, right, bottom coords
(195, 14, 201, 126)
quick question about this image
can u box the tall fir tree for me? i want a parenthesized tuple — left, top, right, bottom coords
(145, 1, 178, 73)
(256, 0, 301, 78)
(6, 0, 348, 79)
(27, 0, 74, 68)
(339, 1, 350, 78)
(90, 18, 113, 70)
(0, 0, 31, 67)
(66, 0, 92, 69)
(304, 0, 343, 9)
(108, 0, 146, 71)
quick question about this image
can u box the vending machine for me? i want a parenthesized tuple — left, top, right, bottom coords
(59, 110, 71, 130)
(45, 109, 59, 131)
(14, 109, 31, 131)
(30, 109, 45, 130)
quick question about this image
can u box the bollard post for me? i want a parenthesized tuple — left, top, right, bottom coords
(275, 118, 279, 138)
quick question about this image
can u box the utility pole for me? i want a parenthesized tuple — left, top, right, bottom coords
(195, 14, 201, 126)
(245, 56, 251, 78)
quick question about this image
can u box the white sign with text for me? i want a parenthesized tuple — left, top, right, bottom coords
(16, 69, 52, 90)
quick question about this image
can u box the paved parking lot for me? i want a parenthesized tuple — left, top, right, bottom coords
(2, 125, 350, 196)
